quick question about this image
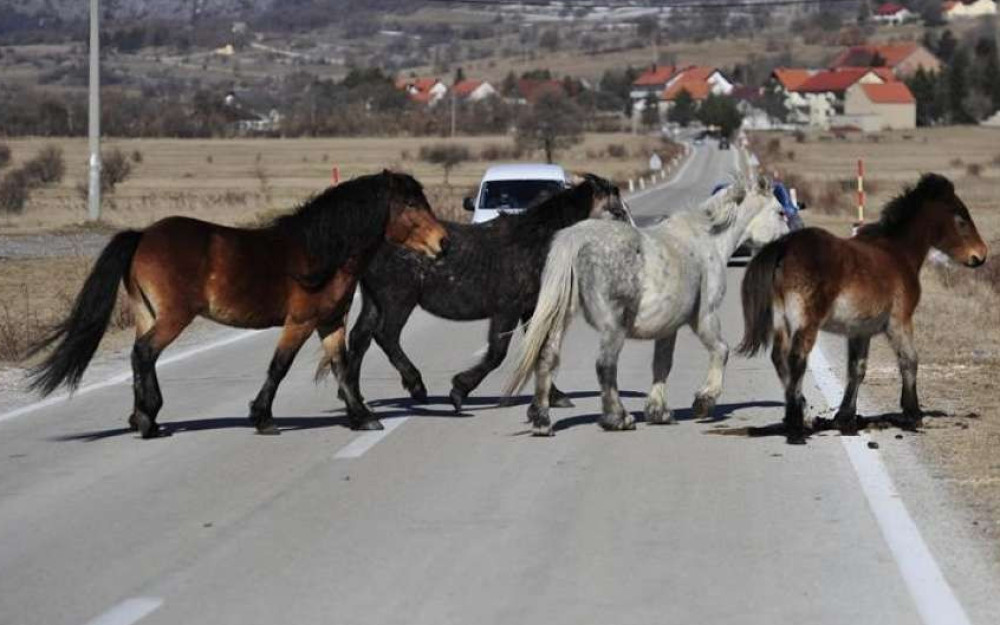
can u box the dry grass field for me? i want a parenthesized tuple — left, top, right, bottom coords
(0, 132, 670, 365)
(751, 126, 1000, 558)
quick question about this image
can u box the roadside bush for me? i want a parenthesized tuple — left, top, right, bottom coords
(419, 144, 471, 184)
(606, 143, 628, 158)
(101, 148, 133, 193)
(131, 149, 144, 163)
(0, 143, 10, 169)
(478, 143, 522, 161)
(966, 163, 982, 177)
(0, 170, 30, 214)
(21, 145, 65, 185)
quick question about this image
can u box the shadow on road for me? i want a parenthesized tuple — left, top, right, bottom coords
(550, 399, 782, 433)
(705, 409, 949, 443)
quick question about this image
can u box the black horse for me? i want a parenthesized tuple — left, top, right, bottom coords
(337, 175, 631, 422)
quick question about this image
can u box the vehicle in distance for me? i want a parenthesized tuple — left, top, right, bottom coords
(464, 163, 570, 224)
(718, 136, 730, 150)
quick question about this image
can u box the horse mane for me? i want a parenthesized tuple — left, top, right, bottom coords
(269, 171, 410, 289)
(500, 179, 600, 246)
(856, 173, 958, 238)
(680, 175, 754, 234)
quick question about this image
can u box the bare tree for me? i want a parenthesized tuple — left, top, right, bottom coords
(515, 91, 583, 164)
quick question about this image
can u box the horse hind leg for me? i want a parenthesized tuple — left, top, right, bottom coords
(833, 336, 870, 434)
(691, 311, 729, 421)
(783, 327, 818, 445)
(887, 319, 921, 429)
(520, 312, 573, 409)
(322, 322, 382, 431)
(596, 329, 631, 431)
(451, 312, 519, 412)
(527, 320, 570, 437)
(129, 312, 191, 439)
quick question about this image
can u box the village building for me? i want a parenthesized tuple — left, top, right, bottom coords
(396, 77, 449, 105)
(843, 82, 917, 130)
(765, 68, 815, 125)
(829, 43, 941, 77)
(872, 3, 916, 25)
(630, 65, 733, 118)
(790, 67, 894, 129)
(451, 79, 497, 102)
(942, 0, 997, 20)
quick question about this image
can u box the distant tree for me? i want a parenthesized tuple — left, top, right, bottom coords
(521, 68, 553, 80)
(453, 67, 466, 85)
(761, 83, 789, 124)
(419, 143, 471, 184)
(641, 95, 660, 129)
(962, 89, 994, 122)
(501, 71, 518, 96)
(667, 89, 696, 127)
(515, 91, 583, 164)
(947, 49, 974, 123)
(539, 29, 560, 52)
(697, 94, 743, 138)
(906, 67, 942, 126)
(937, 30, 958, 64)
(920, 3, 945, 27)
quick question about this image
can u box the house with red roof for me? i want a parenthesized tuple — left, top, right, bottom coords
(396, 76, 449, 106)
(764, 68, 817, 125)
(789, 67, 893, 129)
(830, 43, 941, 77)
(631, 65, 733, 120)
(452, 79, 497, 102)
(630, 65, 678, 102)
(873, 3, 915, 25)
(843, 81, 916, 130)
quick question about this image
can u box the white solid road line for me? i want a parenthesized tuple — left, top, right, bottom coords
(334, 416, 410, 459)
(0, 329, 261, 427)
(809, 345, 972, 625)
(82, 597, 163, 625)
(627, 142, 696, 201)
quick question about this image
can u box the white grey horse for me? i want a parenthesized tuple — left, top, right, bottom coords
(504, 176, 789, 436)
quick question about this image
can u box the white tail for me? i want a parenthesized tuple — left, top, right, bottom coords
(503, 231, 583, 397)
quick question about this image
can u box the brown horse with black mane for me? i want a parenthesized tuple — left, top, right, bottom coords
(738, 173, 988, 444)
(27, 170, 448, 438)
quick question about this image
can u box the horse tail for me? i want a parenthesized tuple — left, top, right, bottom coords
(26, 230, 143, 395)
(736, 237, 786, 357)
(503, 231, 581, 397)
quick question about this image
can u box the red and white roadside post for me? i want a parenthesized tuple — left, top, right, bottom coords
(852, 158, 865, 236)
(331, 166, 340, 186)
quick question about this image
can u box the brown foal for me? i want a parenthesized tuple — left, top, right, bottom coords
(738, 173, 988, 444)
(28, 171, 448, 438)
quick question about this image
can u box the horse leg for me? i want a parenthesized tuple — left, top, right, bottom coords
(887, 320, 921, 429)
(450, 312, 519, 412)
(833, 336, 870, 434)
(783, 327, 817, 445)
(596, 329, 631, 431)
(343, 288, 381, 405)
(521, 312, 573, 408)
(527, 320, 569, 437)
(770, 327, 791, 389)
(129, 316, 189, 439)
(248, 320, 314, 435)
(691, 311, 729, 420)
(645, 333, 678, 425)
(321, 321, 382, 431)
(372, 304, 427, 403)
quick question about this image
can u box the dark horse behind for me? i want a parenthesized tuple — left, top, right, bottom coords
(338, 174, 631, 424)
(27, 171, 448, 438)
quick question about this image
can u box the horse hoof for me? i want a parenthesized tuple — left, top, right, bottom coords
(256, 423, 280, 436)
(449, 388, 465, 413)
(622, 415, 636, 430)
(599, 417, 626, 432)
(337, 388, 347, 403)
(127, 413, 139, 432)
(692, 396, 716, 420)
(646, 407, 675, 425)
(136, 414, 162, 439)
(532, 425, 554, 437)
(353, 419, 384, 431)
(409, 384, 428, 403)
(786, 432, 807, 445)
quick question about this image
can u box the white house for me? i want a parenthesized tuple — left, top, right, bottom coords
(873, 3, 915, 25)
(452, 79, 497, 102)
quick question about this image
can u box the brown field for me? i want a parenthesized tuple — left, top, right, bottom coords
(750, 125, 1000, 559)
(0, 133, 667, 232)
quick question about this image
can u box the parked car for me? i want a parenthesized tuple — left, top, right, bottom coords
(463, 164, 570, 224)
(718, 136, 730, 150)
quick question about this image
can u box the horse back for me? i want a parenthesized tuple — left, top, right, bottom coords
(778, 227, 919, 331)
(131, 217, 300, 328)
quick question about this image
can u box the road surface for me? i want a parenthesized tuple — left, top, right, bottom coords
(0, 140, 996, 625)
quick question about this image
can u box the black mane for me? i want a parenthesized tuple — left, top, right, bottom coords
(856, 173, 959, 238)
(501, 177, 607, 247)
(270, 171, 421, 289)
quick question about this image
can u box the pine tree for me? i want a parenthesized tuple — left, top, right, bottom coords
(668, 89, 696, 127)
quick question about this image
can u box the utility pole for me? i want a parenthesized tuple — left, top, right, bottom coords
(87, 0, 101, 222)
(450, 92, 457, 138)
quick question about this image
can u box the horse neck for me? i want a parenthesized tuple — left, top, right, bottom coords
(710, 200, 760, 259)
(868, 209, 938, 272)
(515, 195, 589, 242)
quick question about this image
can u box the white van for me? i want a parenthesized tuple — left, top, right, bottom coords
(463, 163, 570, 224)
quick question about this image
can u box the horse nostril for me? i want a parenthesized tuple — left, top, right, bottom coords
(439, 237, 451, 255)
(969, 254, 984, 267)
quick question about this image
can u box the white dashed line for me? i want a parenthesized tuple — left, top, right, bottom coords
(809, 345, 971, 625)
(333, 416, 410, 459)
(83, 597, 163, 625)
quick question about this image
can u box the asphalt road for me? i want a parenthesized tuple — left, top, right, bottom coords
(0, 140, 993, 625)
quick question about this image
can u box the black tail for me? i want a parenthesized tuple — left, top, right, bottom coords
(26, 230, 143, 395)
(736, 238, 787, 357)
